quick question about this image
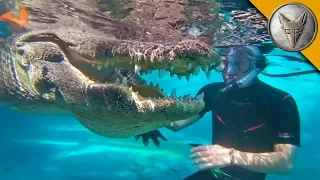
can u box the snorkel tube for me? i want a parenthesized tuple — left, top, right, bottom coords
(218, 68, 261, 94)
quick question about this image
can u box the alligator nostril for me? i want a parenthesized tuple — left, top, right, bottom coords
(55, 55, 64, 62)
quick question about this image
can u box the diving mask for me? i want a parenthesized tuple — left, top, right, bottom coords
(217, 46, 256, 84)
(215, 45, 266, 95)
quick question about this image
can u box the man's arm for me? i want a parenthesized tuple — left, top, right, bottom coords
(166, 85, 214, 132)
(233, 144, 298, 174)
(234, 93, 301, 174)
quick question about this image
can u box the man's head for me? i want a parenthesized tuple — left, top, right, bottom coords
(217, 45, 262, 84)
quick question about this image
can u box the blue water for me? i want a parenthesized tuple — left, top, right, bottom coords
(0, 21, 319, 180)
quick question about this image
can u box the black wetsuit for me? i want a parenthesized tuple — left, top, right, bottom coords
(184, 78, 301, 180)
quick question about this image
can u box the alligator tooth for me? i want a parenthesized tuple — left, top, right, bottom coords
(177, 75, 182, 80)
(129, 86, 133, 91)
(186, 74, 191, 81)
(210, 62, 216, 66)
(202, 66, 209, 73)
(134, 64, 141, 73)
(150, 82, 154, 87)
(97, 64, 103, 70)
(170, 88, 177, 98)
(131, 91, 139, 99)
(183, 96, 192, 103)
(91, 64, 96, 67)
(187, 63, 192, 70)
(195, 92, 204, 100)
(158, 69, 166, 78)
(104, 63, 109, 68)
(183, 94, 192, 102)
(155, 83, 160, 88)
(122, 77, 128, 86)
(206, 70, 211, 79)
(194, 66, 201, 76)
(115, 78, 120, 84)
(170, 72, 174, 77)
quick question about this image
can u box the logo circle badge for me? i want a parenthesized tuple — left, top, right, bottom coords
(268, 2, 318, 52)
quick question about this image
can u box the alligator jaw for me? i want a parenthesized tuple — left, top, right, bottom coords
(69, 38, 218, 78)
(16, 31, 219, 82)
(7, 25, 219, 138)
(9, 40, 206, 137)
(85, 82, 205, 120)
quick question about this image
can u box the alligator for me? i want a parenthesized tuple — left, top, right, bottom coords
(0, 0, 269, 139)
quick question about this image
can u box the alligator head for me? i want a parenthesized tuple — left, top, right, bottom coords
(0, 0, 225, 138)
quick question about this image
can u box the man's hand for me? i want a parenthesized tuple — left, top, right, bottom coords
(135, 130, 168, 148)
(190, 144, 232, 171)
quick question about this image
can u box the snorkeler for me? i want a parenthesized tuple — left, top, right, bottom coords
(137, 45, 301, 180)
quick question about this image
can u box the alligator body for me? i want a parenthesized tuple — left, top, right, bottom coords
(0, 0, 269, 138)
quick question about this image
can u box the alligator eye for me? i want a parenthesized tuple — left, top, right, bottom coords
(54, 55, 64, 62)
(188, 26, 205, 37)
(180, 24, 193, 33)
(180, 24, 206, 37)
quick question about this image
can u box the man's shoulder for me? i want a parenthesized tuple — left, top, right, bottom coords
(258, 81, 296, 103)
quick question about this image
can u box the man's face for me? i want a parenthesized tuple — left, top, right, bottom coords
(219, 46, 253, 84)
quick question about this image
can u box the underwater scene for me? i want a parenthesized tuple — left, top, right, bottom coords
(0, 0, 319, 180)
